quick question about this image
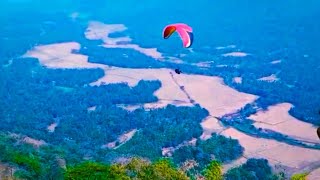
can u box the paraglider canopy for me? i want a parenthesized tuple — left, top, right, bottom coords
(163, 23, 193, 48)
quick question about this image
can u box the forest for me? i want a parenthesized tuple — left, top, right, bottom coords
(0, 57, 307, 179)
(0, 57, 246, 178)
(0, 132, 288, 180)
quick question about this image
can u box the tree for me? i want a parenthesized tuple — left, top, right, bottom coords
(125, 158, 152, 179)
(242, 158, 272, 179)
(151, 158, 189, 180)
(64, 161, 130, 180)
(290, 173, 308, 180)
(64, 161, 109, 180)
(224, 167, 256, 180)
(108, 164, 131, 180)
(224, 158, 274, 180)
(202, 160, 223, 180)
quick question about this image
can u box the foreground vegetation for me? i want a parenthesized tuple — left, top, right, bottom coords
(0, 133, 294, 180)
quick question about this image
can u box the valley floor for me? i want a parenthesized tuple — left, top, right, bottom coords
(21, 20, 320, 178)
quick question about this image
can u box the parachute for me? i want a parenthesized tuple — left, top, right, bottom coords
(163, 23, 193, 48)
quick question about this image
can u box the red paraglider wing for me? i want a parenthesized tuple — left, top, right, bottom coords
(176, 27, 193, 48)
(163, 25, 177, 39)
(173, 23, 192, 32)
(163, 23, 193, 48)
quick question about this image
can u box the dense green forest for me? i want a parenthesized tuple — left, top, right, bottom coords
(0, 132, 288, 180)
(0, 56, 245, 175)
(0, 58, 204, 160)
